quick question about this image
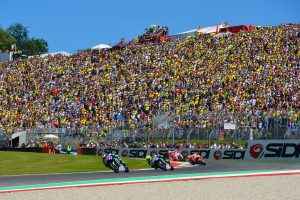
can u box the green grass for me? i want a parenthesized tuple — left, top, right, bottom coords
(0, 151, 148, 176)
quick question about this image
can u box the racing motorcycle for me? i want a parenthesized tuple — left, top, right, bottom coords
(168, 150, 184, 161)
(146, 154, 174, 171)
(102, 153, 129, 173)
(187, 153, 206, 166)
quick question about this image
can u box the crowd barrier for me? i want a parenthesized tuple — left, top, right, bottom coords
(246, 139, 300, 159)
(98, 148, 246, 160)
(94, 139, 300, 160)
(1, 140, 299, 160)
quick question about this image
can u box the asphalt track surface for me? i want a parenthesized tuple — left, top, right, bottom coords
(1, 159, 299, 187)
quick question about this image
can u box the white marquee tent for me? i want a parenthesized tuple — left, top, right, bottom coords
(40, 51, 71, 58)
(92, 44, 112, 50)
(11, 131, 28, 147)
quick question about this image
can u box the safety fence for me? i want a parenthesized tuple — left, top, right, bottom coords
(4, 114, 300, 149)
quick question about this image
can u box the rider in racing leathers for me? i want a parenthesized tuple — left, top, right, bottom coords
(103, 153, 121, 166)
(168, 150, 183, 161)
(146, 153, 161, 167)
(187, 152, 206, 165)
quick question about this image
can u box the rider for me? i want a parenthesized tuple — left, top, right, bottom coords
(168, 150, 183, 161)
(187, 152, 205, 164)
(102, 152, 129, 172)
(103, 152, 124, 165)
(146, 153, 162, 168)
(103, 152, 113, 165)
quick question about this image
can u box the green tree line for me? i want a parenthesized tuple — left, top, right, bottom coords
(0, 23, 48, 56)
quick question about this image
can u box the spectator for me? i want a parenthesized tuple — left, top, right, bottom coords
(0, 24, 299, 142)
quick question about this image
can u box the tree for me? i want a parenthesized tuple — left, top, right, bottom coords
(23, 38, 48, 56)
(6, 23, 28, 50)
(0, 28, 16, 51)
(6, 23, 48, 56)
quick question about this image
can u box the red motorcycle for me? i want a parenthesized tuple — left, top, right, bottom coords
(187, 153, 206, 165)
(168, 150, 184, 161)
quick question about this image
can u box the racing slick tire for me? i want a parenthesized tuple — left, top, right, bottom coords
(159, 160, 167, 171)
(170, 165, 174, 170)
(113, 167, 119, 173)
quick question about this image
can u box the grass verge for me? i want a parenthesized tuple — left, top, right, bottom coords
(0, 151, 148, 176)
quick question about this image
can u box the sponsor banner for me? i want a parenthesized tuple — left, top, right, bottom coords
(111, 148, 245, 160)
(78, 140, 300, 160)
(128, 149, 147, 158)
(246, 140, 300, 160)
(211, 149, 246, 160)
(103, 148, 119, 155)
(117, 148, 148, 158)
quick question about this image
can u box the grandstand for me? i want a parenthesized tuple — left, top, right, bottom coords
(0, 24, 299, 146)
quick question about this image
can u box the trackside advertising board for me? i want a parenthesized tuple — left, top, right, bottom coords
(102, 140, 300, 160)
(105, 148, 246, 160)
(246, 140, 300, 160)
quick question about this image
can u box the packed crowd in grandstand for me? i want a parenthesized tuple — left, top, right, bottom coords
(0, 24, 299, 141)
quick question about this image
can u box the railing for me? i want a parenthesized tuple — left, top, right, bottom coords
(4, 111, 299, 149)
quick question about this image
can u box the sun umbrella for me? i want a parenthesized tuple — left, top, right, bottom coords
(43, 134, 59, 139)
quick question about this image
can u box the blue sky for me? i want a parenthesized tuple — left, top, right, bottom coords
(1, 0, 299, 53)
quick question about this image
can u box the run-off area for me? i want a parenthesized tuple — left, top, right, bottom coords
(1, 174, 300, 200)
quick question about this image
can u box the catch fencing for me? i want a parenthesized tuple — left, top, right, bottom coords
(7, 114, 300, 149)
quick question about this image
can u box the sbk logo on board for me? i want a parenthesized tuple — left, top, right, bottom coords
(249, 142, 300, 159)
(249, 144, 264, 159)
(213, 149, 245, 160)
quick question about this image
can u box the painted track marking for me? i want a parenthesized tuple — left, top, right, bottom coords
(1, 169, 300, 193)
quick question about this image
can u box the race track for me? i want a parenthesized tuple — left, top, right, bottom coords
(1, 173, 300, 200)
(1, 159, 299, 187)
(1, 159, 300, 200)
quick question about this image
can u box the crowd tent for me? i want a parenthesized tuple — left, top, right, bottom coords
(197, 23, 228, 34)
(11, 131, 28, 147)
(172, 24, 229, 39)
(92, 44, 112, 50)
(43, 134, 59, 140)
(40, 51, 71, 58)
(219, 25, 256, 34)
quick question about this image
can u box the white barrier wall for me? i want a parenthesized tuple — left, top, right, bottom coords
(246, 140, 300, 160)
